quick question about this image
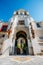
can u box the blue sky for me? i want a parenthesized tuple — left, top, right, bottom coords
(0, 0, 43, 22)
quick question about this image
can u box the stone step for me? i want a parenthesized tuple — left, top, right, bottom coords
(37, 52, 43, 55)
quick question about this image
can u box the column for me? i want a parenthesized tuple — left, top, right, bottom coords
(12, 40, 15, 55)
(28, 40, 32, 55)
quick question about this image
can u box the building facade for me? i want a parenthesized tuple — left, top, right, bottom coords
(0, 9, 43, 55)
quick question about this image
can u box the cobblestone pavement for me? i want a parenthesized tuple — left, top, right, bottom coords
(0, 56, 43, 65)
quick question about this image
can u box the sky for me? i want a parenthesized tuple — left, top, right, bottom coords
(0, 0, 43, 22)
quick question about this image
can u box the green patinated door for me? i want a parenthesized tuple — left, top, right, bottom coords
(14, 31, 29, 55)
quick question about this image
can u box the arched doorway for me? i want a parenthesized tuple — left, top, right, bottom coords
(14, 31, 29, 55)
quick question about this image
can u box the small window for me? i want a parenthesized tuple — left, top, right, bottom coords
(18, 20, 25, 25)
(39, 37, 43, 39)
(37, 23, 40, 27)
(25, 12, 27, 15)
(2, 35, 5, 37)
(1, 25, 8, 32)
(16, 12, 18, 15)
(20, 13, 23, 15)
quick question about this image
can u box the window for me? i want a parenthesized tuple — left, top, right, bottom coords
(20, 13, 23, 15)
(1, 25, 8, 32)
(36, 23, 40, 27)
(25, 12, 27, 15)
(2, 35, 5, 37)
(18, 20, 25, 25)
(39, 37, 43, 39)
(16, 11, 18, 15)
